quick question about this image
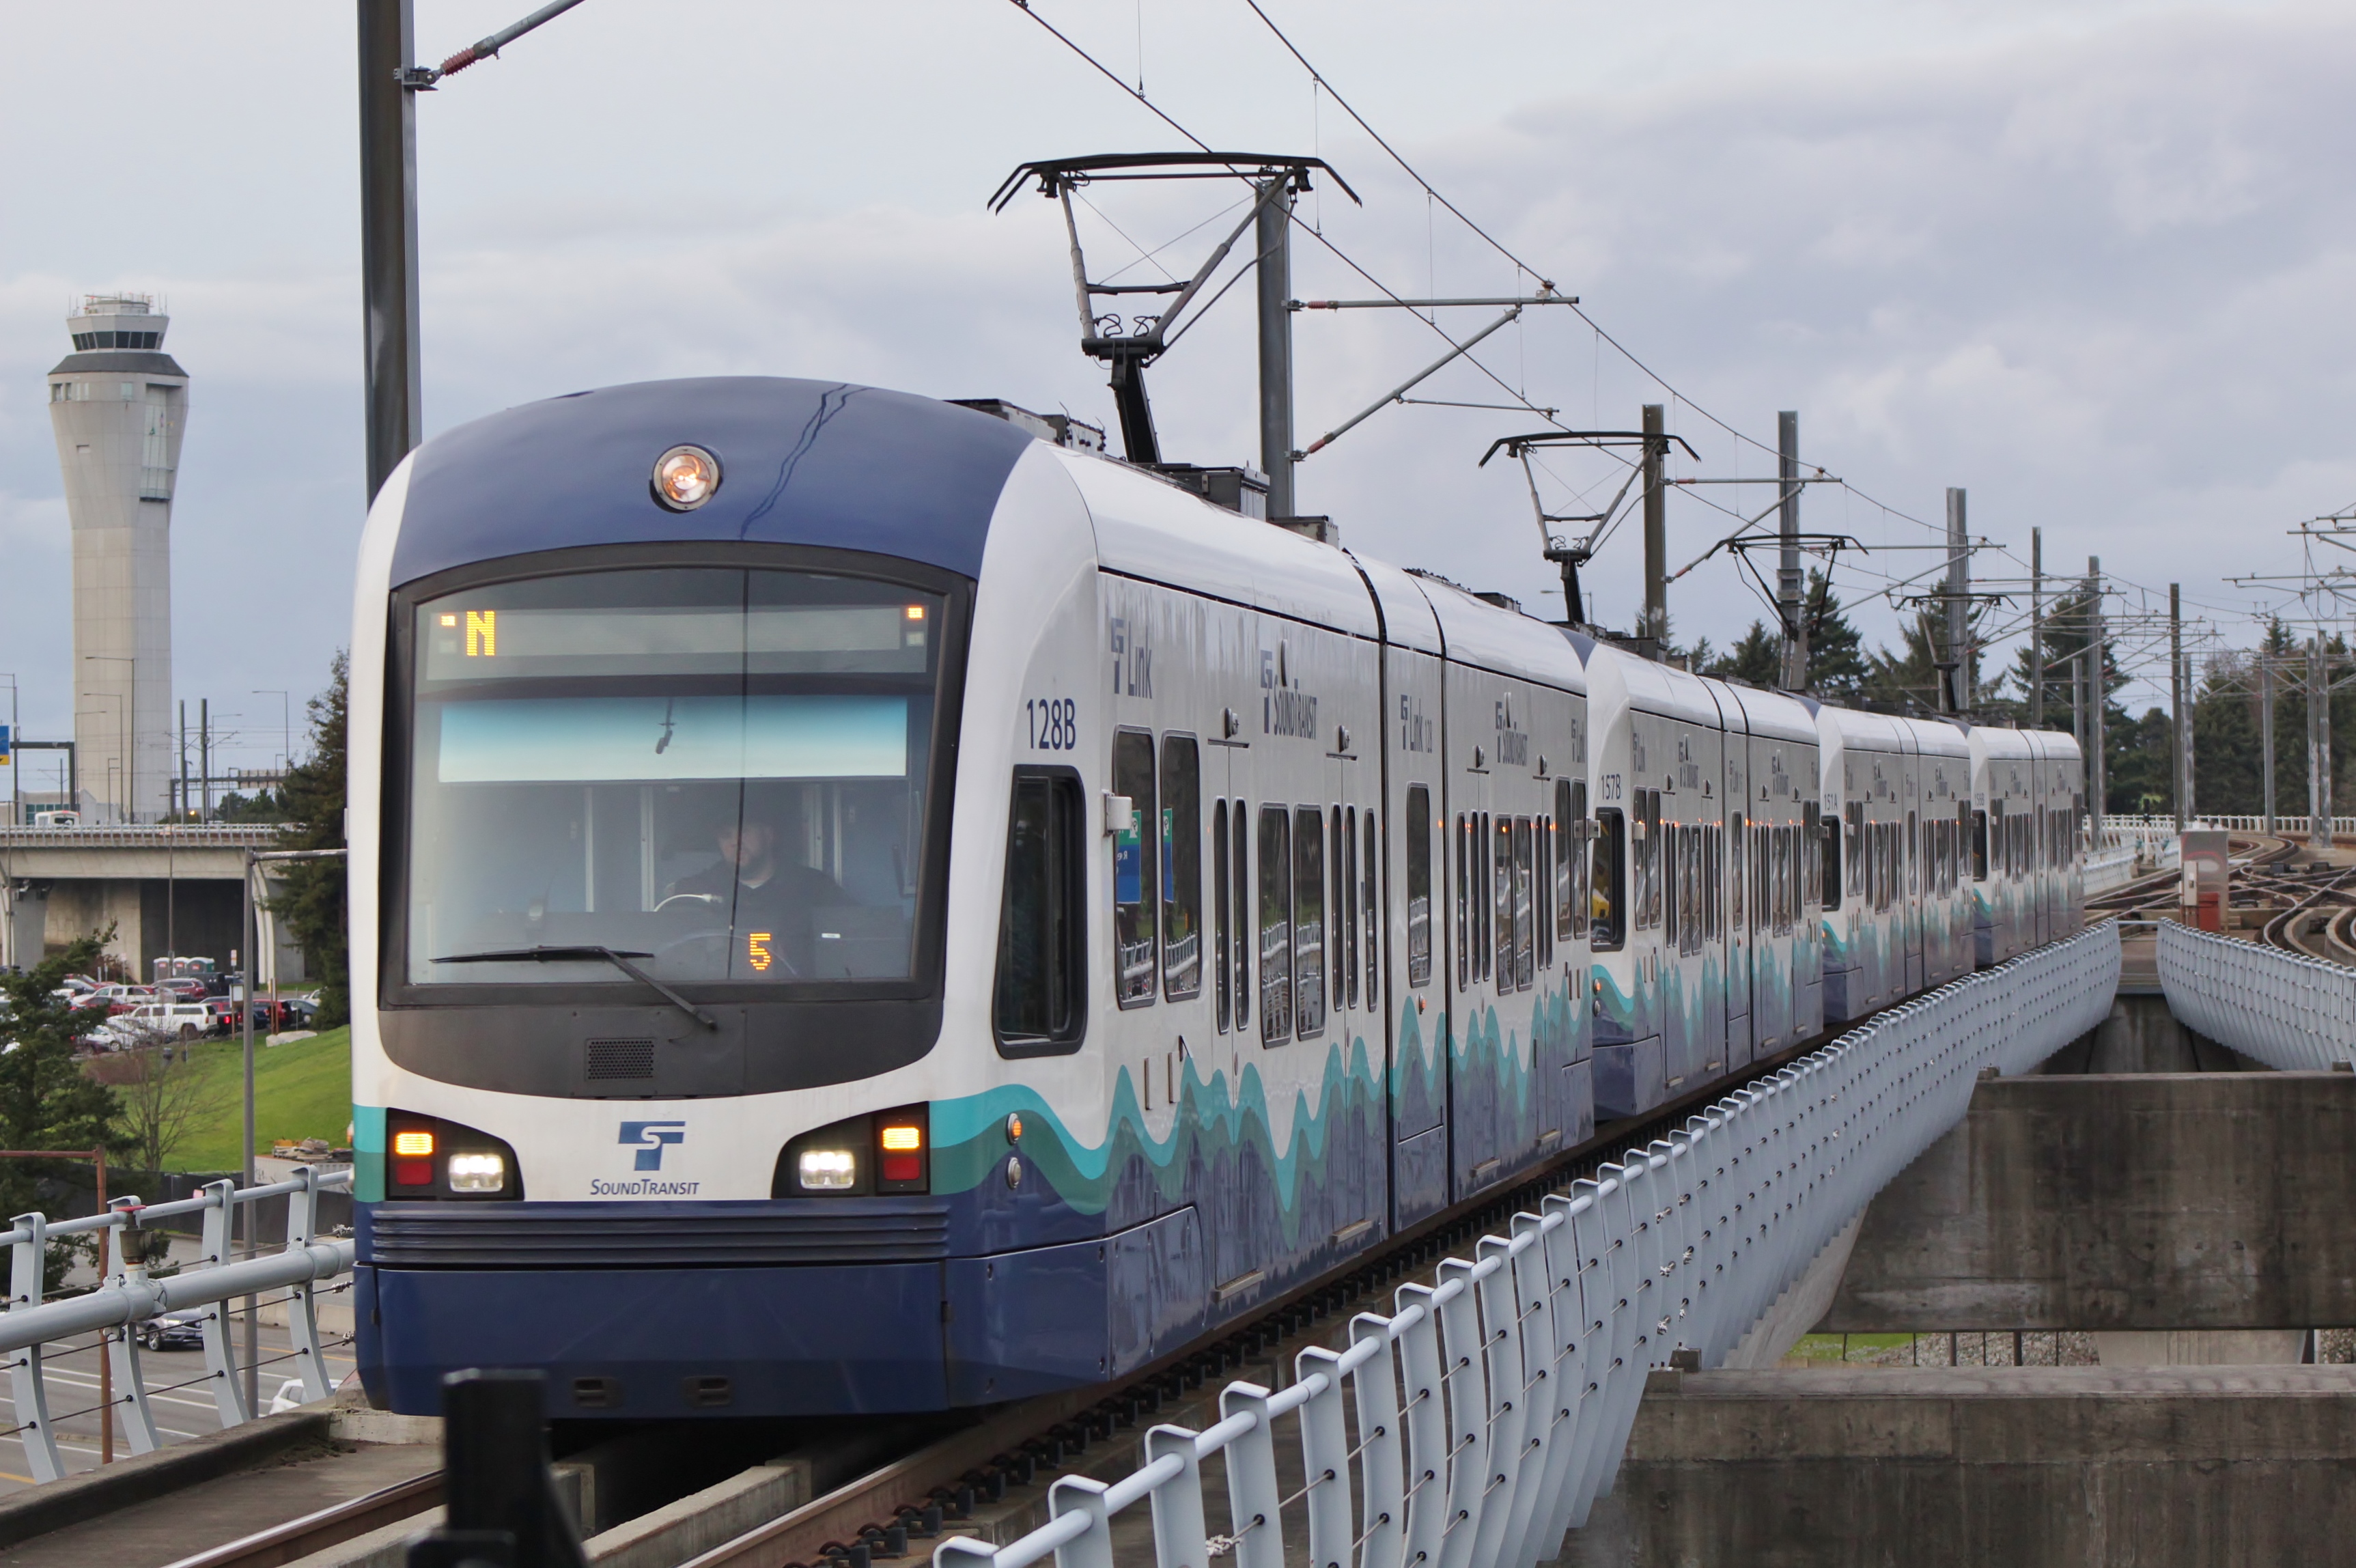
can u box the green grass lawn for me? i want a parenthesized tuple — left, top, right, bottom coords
(161, 1026, 354, 1173)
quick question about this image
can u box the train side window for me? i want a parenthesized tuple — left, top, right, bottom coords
(1406, 787, 1433, 987)
(1730, 813, 1747, 936)
(1513, 815, 1535, 990)
(1160, 736, 1202, 1002)
(1536, 816, 1553, 972)
(1212, 801, 1231, 1033)
(1454, 814, 1470, 990)
(1363, 808, 1380, 1006)
(1972, 806, 1989, 880)
(1342, 807, 1359, 1011)
(994, 768, 1086, 1056)
(1804, 801, 1823, 910)
(1112, 730, 1158, 1008)
(1233, 801, 1252, 1033)
(1842, 801, 1863, 895)
(1553, 782, 1575, 942)
(1591, 807, 1625, 951)
(1569, 782, 1591, 941)
(1295, 805, 1327, 1039)
(1493, 815, 1515, 987)
(1258, 807, 1292, 1043)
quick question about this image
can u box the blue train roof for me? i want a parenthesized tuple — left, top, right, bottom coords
(389, 376, 1036, 587)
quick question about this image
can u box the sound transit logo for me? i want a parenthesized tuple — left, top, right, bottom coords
(595, 1121, 698, 1196)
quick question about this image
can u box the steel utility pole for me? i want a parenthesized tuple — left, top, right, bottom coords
(2030, 528, 2044, 729)
(2262, 654, 2276, 837)
(2310, 636, 2333, 854)
(1642, 404, 1667, 649)
(2169, 585, 2185, 832)
(360, 0, 422, 503)
(1777, 410, 1806, 690)
(1255, 173, 1295, 520)
(2088, 557, 2105, 842)
(1944, 488, 1970, 714)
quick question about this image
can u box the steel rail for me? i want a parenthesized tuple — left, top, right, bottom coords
(156, 1470, 442, 1568)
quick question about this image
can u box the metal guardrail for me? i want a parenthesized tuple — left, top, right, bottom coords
(1, 1167, 355, 1482)
(934, 922, 2121, 1568)
(0, 824, 285, 848)
(2156, 921, 2356, 1072)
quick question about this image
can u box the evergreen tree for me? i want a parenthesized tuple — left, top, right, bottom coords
(0, 936, 130, 1285)
(1803, 570, 1870, 704)
(272, 653, 349, 1027)
(1701, 620, 1783, 687)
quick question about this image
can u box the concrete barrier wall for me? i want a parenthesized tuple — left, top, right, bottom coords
(1821, 1072, 2356, 1332)
(1564, 1364, 2356, 1568)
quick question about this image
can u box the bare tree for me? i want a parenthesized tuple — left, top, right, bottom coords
(90, 1042, 227, 1181)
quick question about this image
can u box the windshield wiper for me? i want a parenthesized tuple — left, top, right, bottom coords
(430, 945, 719, 1031)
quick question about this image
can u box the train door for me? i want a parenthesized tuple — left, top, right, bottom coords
(1795, 737, 1824, 1039)
(1350, 559, 1450, 1232)
(1720, 705, 1753, 1073)
(1900, 738, 1924, 996)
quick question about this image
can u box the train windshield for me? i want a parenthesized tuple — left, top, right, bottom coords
(404, 568, 943, 989)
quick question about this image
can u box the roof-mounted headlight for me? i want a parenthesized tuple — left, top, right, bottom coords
(652, 444, 722, 511)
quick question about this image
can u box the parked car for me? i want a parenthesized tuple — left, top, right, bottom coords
(138, 1308, 206, 1351)
(204, 997, 241, 1035)
(88, 1001, 213, 1048)
(244, 998, 318, 1032)
(154, 977, 208, 1001)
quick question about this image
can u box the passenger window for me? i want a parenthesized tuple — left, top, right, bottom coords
(1804, 801, 1823, 910)
(1536, 816, 1553, 972)
(1512, 816, 1535, 990)
(1406, 787, 1433, 988)
(1844, 801, 1864, 893)
(1972, 807, 1989, 880)
(1553, 782, 1576, 942)
(1334, 807, 1352, 1011)
(1342, 807, 1359, 1010)
(1112, 731, 1158, 1008)
(1294, 805, 1326, 1039)
(1258, 807, 1291, 1043)
(1160, 737, 1201, 1001)
(1591, 808, 1625, 951)
(1569, 783, 1591, 941)
(1212, 801, 1231, 1031)
(1493, 815, 1515, 986)
(1362, 809, 1380, 1005)
(994, 770, 1086, 1055)
(1233, 802, 1252, 1033)
(1454, 813, 1470, 990)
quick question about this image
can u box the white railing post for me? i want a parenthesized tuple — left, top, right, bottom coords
(1429, 1263, 1489, 1568)
(1143, 1424, 1209, 1568)
(1293, 1351, 1353, 1568)
(1219, 1382, 1285, 1568)
(1345, 1315, 1407, 1568)
(283, 1166, 333, 1404)
(1045, 1473, 1115, 1568)
(197, 1179, 250, 1427)
(7, 1212, 63, 1483)
(107, 1198, 162, 1455)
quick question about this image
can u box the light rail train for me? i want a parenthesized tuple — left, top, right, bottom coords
(348, 376, 2086, 1418)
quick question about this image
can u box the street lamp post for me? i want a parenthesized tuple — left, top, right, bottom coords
(239, 845, 344, 1412)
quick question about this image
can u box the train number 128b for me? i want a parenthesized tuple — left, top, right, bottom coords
(1026, 697, 1078, 751)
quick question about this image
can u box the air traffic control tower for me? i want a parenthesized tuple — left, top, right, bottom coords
(46, 295, 186, 822)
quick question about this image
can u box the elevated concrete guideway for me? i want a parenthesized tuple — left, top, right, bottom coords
(0, 824, 303, 979)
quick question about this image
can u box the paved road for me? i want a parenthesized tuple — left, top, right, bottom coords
(0, 1305, 359, 1495)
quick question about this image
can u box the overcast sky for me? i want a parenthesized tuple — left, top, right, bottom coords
(3, 0, 2346, 764)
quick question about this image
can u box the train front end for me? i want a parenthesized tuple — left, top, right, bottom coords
(348, 377, 1094, 1419)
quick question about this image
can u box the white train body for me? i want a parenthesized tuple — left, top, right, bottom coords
(345, 374, 2089, 1420)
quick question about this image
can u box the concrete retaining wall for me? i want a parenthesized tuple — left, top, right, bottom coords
(1562, 1365, 2356, 1567)
(1821, 1071, 2356, 1332)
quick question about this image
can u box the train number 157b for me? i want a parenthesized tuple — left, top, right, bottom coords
(1026, 697, 1078, 751)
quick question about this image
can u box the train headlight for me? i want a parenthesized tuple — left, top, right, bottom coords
(798, 1148, 858, 1190)
(651, 444, 722, 511)
(447, 1151, 507, 1193)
